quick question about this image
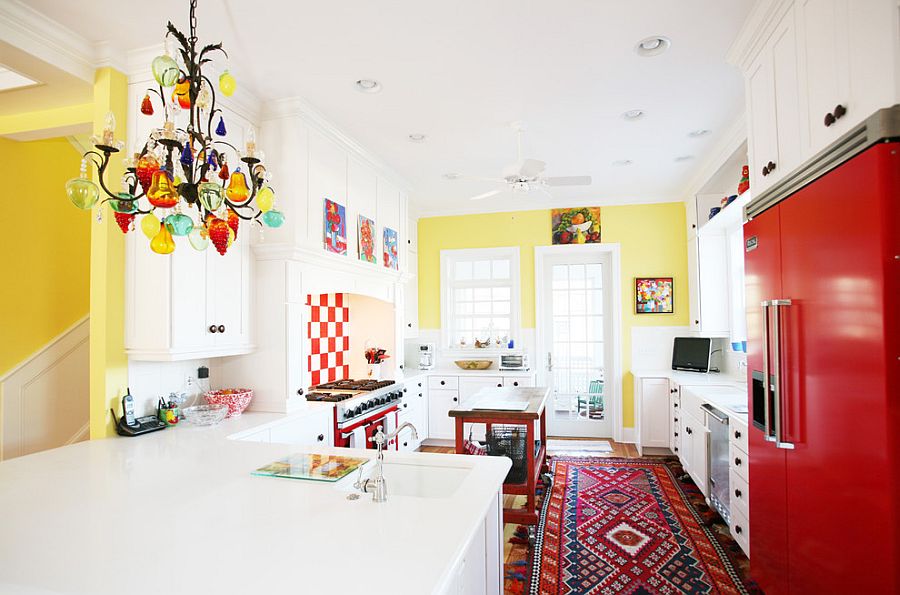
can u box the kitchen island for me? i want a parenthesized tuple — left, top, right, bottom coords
(0, 410, 510, 595)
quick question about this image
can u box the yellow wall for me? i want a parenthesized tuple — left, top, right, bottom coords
(417, 203, 688, 427)
(0, 137, 88, 375)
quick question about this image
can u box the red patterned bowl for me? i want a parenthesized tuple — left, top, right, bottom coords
(204, 388, 253, 418)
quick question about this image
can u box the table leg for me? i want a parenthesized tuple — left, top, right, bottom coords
(539, 410, 549, 473)
(455, 418, 465, 454)
(525, 420, 535, 518)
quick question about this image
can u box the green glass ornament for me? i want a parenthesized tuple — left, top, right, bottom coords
(111, 192, 137, 214)
(198, 181, 224, 211)
(66, 177, 100, 210)
(188, 227, 209, 251)
(151, 54, 180, 87)
(165, 213, 194, 237)
(262, 209, 285, 228)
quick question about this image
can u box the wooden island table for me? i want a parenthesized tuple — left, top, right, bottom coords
(449, 386, 549, 525)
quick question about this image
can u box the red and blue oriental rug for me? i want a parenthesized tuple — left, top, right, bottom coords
(530, 457, 748, 594)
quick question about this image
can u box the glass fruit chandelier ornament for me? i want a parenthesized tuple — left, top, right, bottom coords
(65, 0, 284, 256)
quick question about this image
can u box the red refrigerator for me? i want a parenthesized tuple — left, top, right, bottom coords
(744, 105, 900, 595)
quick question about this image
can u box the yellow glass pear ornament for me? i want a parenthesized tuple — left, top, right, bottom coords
(219, 70, 236, 97)
(150, 222, 176, 255)
(141, 213, 161, 240)
(256, 186, 275, 212)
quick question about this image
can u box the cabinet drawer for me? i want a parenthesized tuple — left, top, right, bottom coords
(729, 417, 749, 454)
(680, 387, 707, 425)
(503, 376, 535, 388)
(730, 469, 750, 520)
(429, 376, 459, 390)
(730, 442, 749, 482)
(731, 507, 751, 558)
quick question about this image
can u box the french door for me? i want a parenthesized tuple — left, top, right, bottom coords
(536, 247, 617, 438)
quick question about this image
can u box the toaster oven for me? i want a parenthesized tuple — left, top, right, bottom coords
(499, 354, 529, 371)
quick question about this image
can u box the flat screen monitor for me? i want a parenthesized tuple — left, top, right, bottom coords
(672, 337, 712, 373)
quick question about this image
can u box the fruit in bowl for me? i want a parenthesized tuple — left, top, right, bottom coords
(204, 388, 253, 418)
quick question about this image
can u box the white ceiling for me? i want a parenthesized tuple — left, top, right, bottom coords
(18, 0, 754, 215)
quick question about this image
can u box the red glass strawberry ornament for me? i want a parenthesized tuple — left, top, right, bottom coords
(114, 212, 135, 234)
(227, 209, 239, 239)
(207, 217, 231, 255)
(135, 153, 160, 194)
(218, 161, 230, 181)
(140, 94, 154, 116)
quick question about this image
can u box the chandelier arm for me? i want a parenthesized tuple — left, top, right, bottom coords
(93, 152, 123, 199)
(222, 200, 257, 220)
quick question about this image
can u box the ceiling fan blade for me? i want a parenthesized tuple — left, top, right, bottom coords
(545, 175, 592, 187)
(455, 174, 508, 183)
(518, 158, 546, 179)
(469, 189, 506, 201)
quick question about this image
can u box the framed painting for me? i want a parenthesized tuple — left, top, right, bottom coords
(383, 227, 399, 270)
(551, 207, 601, 244)
(324, 198, 347, 255)
(635, 277, 674, 314)
(358, 214, 376, 263)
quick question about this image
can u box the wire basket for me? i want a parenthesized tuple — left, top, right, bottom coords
(486, 425, 528, 484)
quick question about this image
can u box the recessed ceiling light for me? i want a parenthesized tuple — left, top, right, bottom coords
(0, 66, 39, 92)
(635, 36, 671, 57)
(612, 159, 633, 166)
(408, 133, 427, 143)
(688, 129, 711, 138)
(675, 155, 694, 162)
(443, 172, 461, 180)
(355, 79, 382, 93)
(622, 109, 645, 121)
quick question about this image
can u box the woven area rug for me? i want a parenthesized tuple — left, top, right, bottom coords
(530, 457, 749, 594)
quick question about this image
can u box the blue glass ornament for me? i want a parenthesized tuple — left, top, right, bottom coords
(207, 150, 218, 171)
(180, 143, 193, 167)
(215, 116, 226, 136)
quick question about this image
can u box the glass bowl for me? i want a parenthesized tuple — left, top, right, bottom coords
(182, 403, 229, 426)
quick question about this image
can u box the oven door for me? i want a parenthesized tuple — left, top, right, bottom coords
(336, 408, 399, 449)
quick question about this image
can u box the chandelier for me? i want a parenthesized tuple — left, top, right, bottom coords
(65, 0, 283, 255)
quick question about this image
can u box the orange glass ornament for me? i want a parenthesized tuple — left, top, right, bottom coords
(225, 171, 250, 205)
(173, 77, 191, 109)
(147, 169, 179, 208)
(227, 209, 240, 239)
(140, 94, 154, 115)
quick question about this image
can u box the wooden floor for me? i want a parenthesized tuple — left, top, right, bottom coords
(418, 437, 640, 561)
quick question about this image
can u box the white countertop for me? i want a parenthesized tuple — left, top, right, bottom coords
(683, 385, 750, 425)
(0, 411, 510, 595)
(418, 368, 536, 377)
(632, 368, 747, 389)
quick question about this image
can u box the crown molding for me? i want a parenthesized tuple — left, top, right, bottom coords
(262, 96, 412, 193)
(677, 111, 748, 200)
(726, 0, 794, 70)
(92, 41, 128, 75)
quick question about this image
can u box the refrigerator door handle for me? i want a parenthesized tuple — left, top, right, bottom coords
(760, 300, 775, 442)
(772, 299, 795, 450)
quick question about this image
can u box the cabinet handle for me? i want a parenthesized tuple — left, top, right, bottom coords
(209, 325, 218, 334)
(317, 434, 324, 442)
(452, 397, 458, 402)
(734, 456, 742, 466)
(824, 111, 836, 127)
(734, 488, 742, 498)
(218, 324, 225, 333)
(734, 430, 741, 439)
(735, 525, 743, 535)
(297, 389, 304, 396)
(694, 319, 699, 325)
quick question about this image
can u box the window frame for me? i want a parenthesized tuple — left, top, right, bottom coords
(439, 247, 521, 352)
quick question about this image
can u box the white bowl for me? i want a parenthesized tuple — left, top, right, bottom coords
(567, 221, 592, 233)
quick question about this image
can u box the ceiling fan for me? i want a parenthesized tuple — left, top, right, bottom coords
(451, 122, 592, 201)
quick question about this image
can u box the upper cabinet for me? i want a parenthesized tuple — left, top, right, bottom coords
(731, 0, 900, 193)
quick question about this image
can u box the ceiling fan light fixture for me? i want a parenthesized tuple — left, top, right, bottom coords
(635, 36, 671, 57)
(622, 109, 645, 120)
(443, 172, 460, 180)
(612, 159, 633, 167)
(408, 133, 427, 143)
(355, 79, 382, 93)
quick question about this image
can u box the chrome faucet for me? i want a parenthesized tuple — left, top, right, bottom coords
(353, 422, 419, 503)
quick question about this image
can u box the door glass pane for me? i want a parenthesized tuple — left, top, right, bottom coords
(585, 264, 603, 289)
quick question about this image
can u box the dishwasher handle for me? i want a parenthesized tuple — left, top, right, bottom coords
(702, 403, 728, 424)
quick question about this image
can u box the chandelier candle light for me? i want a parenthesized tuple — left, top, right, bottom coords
(65, 0, 283, 255)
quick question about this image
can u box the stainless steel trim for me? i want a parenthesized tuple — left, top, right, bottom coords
(702, 403, 728, 424)
(772, 299, 795, 450)
(761, 300, 774, 442)
(746, 104, 900, 220)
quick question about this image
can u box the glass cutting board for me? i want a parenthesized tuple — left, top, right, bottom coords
(252, 453, 370, 482)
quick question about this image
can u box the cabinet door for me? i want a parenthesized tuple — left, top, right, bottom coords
(269, 410, 332, 445)
(797, 0, 852, 153)
(170, 241, 211, 351)
(697, 234, 729, 336)
(412, 379, 429, 441)
(428, 389, 459, 440)
(771, 8, 803, 178)
(458, 376, 501, 402)
(690, 418, 710, 496)
(746, 47, 778, 195)
(403, 252, 419, 339)
(639, 378, 670, 449)
(845, 0, 899, 125)
(208, 236, 250, 348)
(686, 237, 701, 331)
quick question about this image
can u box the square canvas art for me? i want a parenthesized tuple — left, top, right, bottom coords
(635, 277, 674, 314)
(383, 227, 399, 270)
(552, 207, 601, 244)
(324, 198, 347, 255)
(358, 215, 376, 263)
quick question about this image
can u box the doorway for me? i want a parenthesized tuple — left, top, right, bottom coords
(535, 245, 621, 439)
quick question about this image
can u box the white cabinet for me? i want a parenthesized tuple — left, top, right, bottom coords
(268, 409, 333, 446)
(635, 378, 670, 455)
(681, 411, 709, 496)
(428, 389, 459, 440)
(687, 234, 729, 336)
(502, 376, 534, 388)
(403, 250, 419, 339)
(126, 228, 253, 360)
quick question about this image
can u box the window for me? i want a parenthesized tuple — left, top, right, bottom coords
(440, 247, 520, 350)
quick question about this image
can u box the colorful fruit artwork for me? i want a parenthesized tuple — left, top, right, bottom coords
(551, 206, 601, 245)
(323, 198, 347, 255)
(383, 227, 399, 270)
(358, 214, 376, 264)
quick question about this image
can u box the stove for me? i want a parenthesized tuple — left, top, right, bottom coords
(305, 391, 360, 402)
(306, 379, 405, 447)
(315, 379, 395, 391)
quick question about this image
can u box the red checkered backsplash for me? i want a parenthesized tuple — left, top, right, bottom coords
(307, 293, 350, 387)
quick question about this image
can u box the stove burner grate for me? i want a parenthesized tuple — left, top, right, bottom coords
(315, 379, 395, 391)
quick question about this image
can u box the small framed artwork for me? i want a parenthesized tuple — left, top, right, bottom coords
(635, 277, 674, 314)
(324, 198, 347, 255)
(358, 214, 376, 263)
(383, 227, 399, 270)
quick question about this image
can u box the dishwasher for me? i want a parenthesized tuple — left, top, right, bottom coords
(703, 403, 730, 524)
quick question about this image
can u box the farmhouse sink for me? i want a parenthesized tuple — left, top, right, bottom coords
(338, 459, 471, 499)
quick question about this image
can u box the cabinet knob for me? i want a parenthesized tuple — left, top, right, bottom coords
(734, 488, 742, 498)
(694, 320, 699, 325)
(734, 430, 741, 439)
(691, 223, 697, 229)
(399, 364, 404, 370)
(317, 434, 324, 442)
(674, 447, 679, 453)
(734, 457, 742, 466)
(418, 382, 422, 387)
(403, 403, 408, 408)
(674, 432, 679, 437)
(418, 392, 423, 397)
(218, 324, 225, 333)
(735, 525, 743, 535)
(674, 403, 679, 408)
(686, 427, 692, 435)
(674, 417, 678, 422)
(513, 381, 519, 387)
(833, 104, 846, 120)
(297, 389, 304, 396)
(761, 165, 768, 177)
(497, 383, 502, 388)
(407, 323, 412, 328)
(403, 388, 407, 393)
(209, 325, 218, 334)
(824, 111, 836, 127)
(440, 381, 446, 386)
(403, 441, 408, 447)
(452, 397, 458, 402)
